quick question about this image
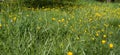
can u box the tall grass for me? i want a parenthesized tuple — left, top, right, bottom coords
(0, 0, 120, 55)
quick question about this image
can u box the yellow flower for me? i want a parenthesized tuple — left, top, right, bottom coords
(101, 29, 104, 32)
(52, 18, 56, 21)
(102, 40, 106, 44)
(96, 33, 99, 37)
(0, 24, 2, 29)
(67, 51, 73, 55)
(95, 13, 102, 17)
(109, 43, 113, 49)
(61, 18, 64, 22)
(118, 25, 120, 28)
(58, 20, 61, 23)
(84, 30, 87, 33)
(76, 37, 80, 40)
(13, 17, 17, 22)
(42, 6, 45, 9)
(92, 38, 95, 41)
(103, 35, 107, 38)
(64, 24, 67, 27)
(79, 19, 82, 22)
(26, 15, 29, 17)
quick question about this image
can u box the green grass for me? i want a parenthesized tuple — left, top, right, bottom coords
(0, 0, 120, 55)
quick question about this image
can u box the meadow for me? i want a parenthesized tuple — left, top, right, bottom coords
(0, 0, 120, 55)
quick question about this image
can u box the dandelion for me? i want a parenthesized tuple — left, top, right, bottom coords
(13, 17, 17, 22)
(26, 15, 29, 17)
(95, 13, 102, 17)
(118, 25, 120, 28)
(58, 20, 61, 23)
(42, 6, 45, 9)
(0, 24, 2, 29)
(67, 51, 73, 55)
(84, 30, 87, 33)
(79, 19, 82, 22)
(61, 18, 64, 22)
(103, 35, 107, 38)
(109, 43, 113, 49)
(96, 33, 99, 37)
(101, 40, 106, 44)
(52, 18, 56, 21)
(101, 29, 104, 32)
(64, 24, 67, 27)
(92, 38, 95, 41)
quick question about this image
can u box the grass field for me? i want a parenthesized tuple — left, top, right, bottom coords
(0, 0, 120, 55)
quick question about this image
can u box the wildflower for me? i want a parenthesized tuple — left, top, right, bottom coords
(84, 30, 87, 32)
(58, 20, 61, 23)
(0, 24, 2, 29)
(64, 24, 67, 26)
(52, 18, 56, 21)
(95, 13, 101, 17)
(103, 35, 107, 38)
(118, 25, 120, 28)
(101, 40, 106, 44)
(96, 33, 99, 37)
(26, 15, 29, 17)
(61, 18, 64, 22)
(109, 43, 113, 49)
(67, 51, 73, 55)
(92, 38, 95, 41)
(79, 19, 82, 22)
(13, 17, 17, 22)
(42, 6, 45, 9)
(101, 29, 104, 32)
